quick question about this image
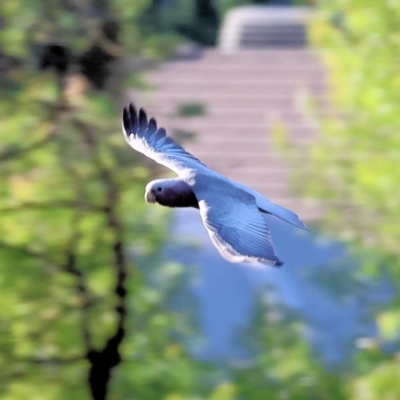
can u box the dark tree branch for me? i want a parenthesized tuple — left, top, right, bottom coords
(0, 132, 55, 162)
(64, 250, 93, 352)
(0, 355, 86, 382)
(0, 242, 55, 266)
(73, 119, 128, 400)
(21, 355, 85, 364)
(0, 200, 104, 214)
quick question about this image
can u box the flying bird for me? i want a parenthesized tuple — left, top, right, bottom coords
(122, 103, 307, 266)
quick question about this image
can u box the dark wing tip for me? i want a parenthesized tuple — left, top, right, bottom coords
(138, 108, 148, 127)
(128, 103, 136, 116)
(122, 103, 139, 138)
(122, 106, 130, 136)
(273, 259, 284, 267)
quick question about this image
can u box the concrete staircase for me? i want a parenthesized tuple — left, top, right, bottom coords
(133, 48, 328, 222)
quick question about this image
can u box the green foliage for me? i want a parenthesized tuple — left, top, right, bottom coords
(232, 296, 350, 400)
(304, 1, 400, 264)
(216, 0, 316, 15)
(0, 1, 211, 399)
(4, 0, 396, 399)
(286, 1, 400, 399)
(351, 360, 400, 400)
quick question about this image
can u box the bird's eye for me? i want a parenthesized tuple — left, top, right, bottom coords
(157, 187, 162, 192)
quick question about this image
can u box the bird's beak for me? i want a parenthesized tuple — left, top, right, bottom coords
(145, 190, 155, 204)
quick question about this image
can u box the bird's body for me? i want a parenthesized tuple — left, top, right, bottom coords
(122, 103, 307, 266)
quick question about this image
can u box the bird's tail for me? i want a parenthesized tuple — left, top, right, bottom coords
(259, 202, 308, 230)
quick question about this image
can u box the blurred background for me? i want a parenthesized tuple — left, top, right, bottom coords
(0, 0, 399, 399)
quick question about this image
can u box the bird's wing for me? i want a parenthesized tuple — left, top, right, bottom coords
(230, 180, 308, 230)
(122, 103, 209, 176)
(196, 180, 283, 266)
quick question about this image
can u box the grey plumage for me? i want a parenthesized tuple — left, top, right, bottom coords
(122, 103, 307, 266)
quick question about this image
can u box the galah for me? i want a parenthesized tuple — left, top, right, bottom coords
(122, 103, 307, 266)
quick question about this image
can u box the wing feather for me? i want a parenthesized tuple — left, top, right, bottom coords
(123, 103, 208, 175)
(230, 180, 308, 230)
(197, 189, 283, 266)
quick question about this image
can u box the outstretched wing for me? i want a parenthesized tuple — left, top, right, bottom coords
(122, 103, 208, 175)
(196, 181, 283, 266)
(230, 180, 308, 230)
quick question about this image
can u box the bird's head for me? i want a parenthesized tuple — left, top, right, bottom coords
(144, 178, 198, 209)
(145, 179, 178, 205)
